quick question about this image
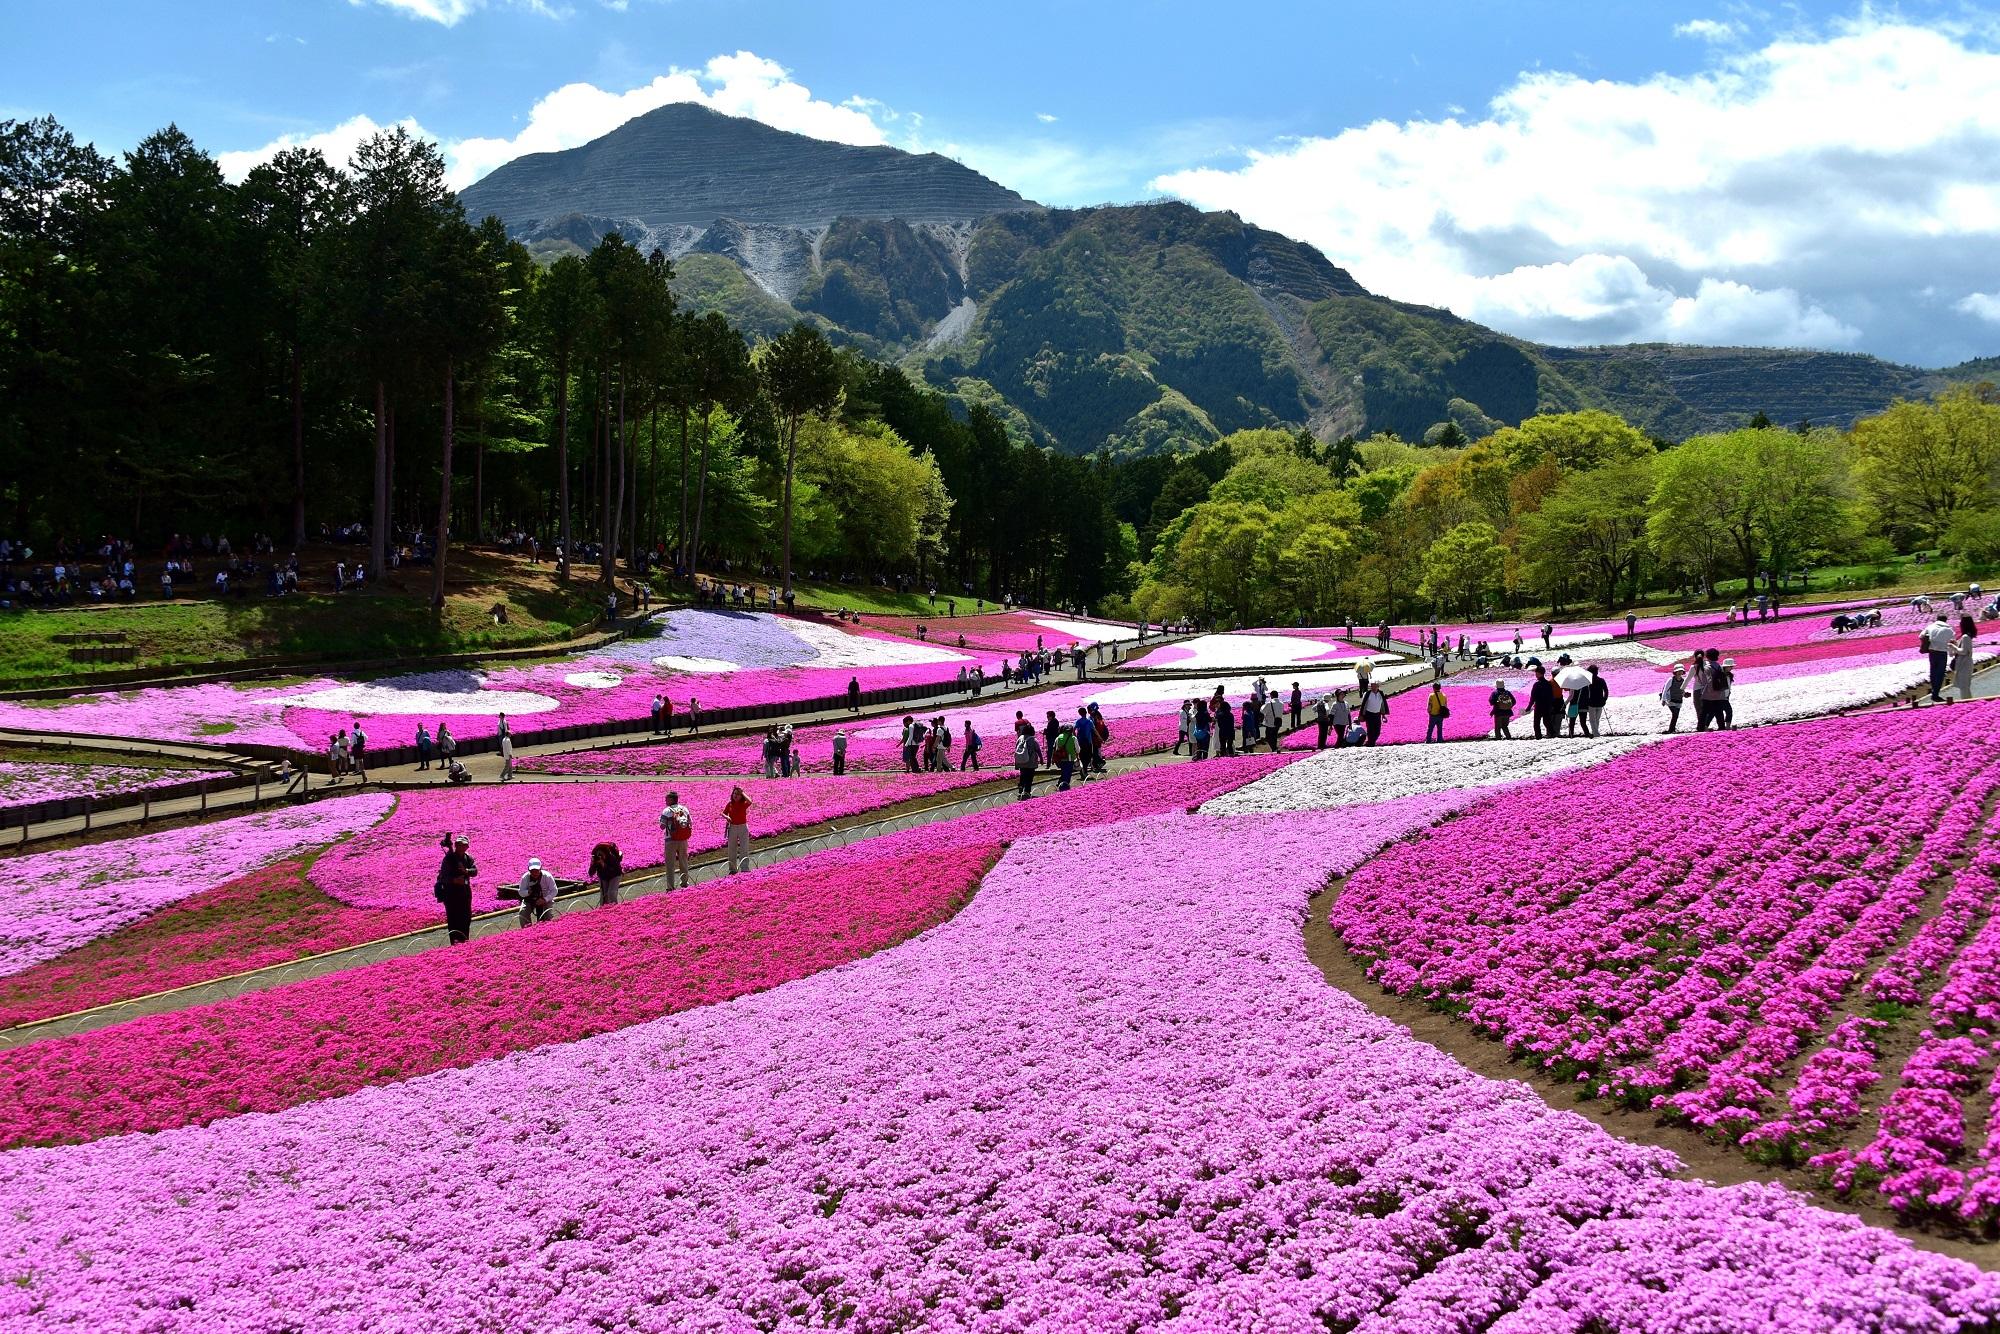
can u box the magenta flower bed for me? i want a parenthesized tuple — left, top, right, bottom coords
(0, 755, 1290, 1149)
(308, 771, 999, 910)
(1334, 702, 2000, 1219)
(0, 760, 229, 816)
(852, 610, 1135, 653)
(0, 794, 393, 979)
(0, 858, 433, 1030)
(4, 764, 1997, 1330)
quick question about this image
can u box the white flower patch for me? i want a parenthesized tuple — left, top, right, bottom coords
(1085, 663, 1426, 712)
(1594, 649, 2000, 734)
(650, 655, 742, 674)
(563, 672, 623, 690)
(1454, 630, 1612, 652)
(1032, 616, 1142, 644)
(282, 671, 561, 716)
(1128, 632, 1386, 672)
(786, 617, 972, 668)
(1202, 734, 1653, 816)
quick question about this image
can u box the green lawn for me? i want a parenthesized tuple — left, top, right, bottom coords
(775, 579, 950, 616)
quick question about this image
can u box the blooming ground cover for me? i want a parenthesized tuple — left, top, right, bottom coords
(307, 772, 996, 911)
(0, 795, 393, 979)
(518, 664, 1427, 777)
(0, 760, 230, 817)
(1398, 598, 1890, 649)
(0, 858, 433, 1029)
(0, 755, 1289, 1148)
(1333, 702, 2000, 1222)
(0, 612, 986, 755)
(853, 609, 1141, 653)
(5, 758, 1998, 1329)
(1123, 629, 1382, 672)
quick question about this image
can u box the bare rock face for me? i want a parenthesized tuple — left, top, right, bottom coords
(688, 219, 821, 304)
(459, 102, 1033, 233)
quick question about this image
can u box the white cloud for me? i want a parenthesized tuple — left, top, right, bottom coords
(1675, 18, 1742, 42)
(1960, 293, 2000, 324)
(216, 113, 429, 181)
(359, 0, 566, 23)
(1150, 19, 2000, 360)
(219, 52, 888, 191)
(1035, 112, 1059, 124)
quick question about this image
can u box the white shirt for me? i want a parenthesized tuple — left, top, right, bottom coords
(1925, 620, 1952, 651)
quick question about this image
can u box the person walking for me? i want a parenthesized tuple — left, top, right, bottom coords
(1922, 611, 1955, 703)
(899, 716, 919, 773)
(1072, 707, 1096, 779)
(437, 722, 456, 778)
(1694, 649, 1730, 730)
(327, 731, 345, 783)
(687, 696, 701, 735)
(650, 694, 664, 734)
(1660, 665, 1687, 733)
(433, 833, 476, 944)
(1053, 724, 1079, 790)
(1953, 613, 1978, 700)
(1541, 623, 1554, 651)
(349, 721, 367, 782)
(1014, 725, 1042, 799)
(1289, 682, 1303, 729)
(516, 857, 558, 927)
(1528, 665, 1558, 740)
(1261, 692, 1282, 752)
(961, 720, 981, 771)
(723, 786, 752, 874)
(847, 676, 861, 713)
(1359, 682, 1388, 745)
(590, 841, 623, 906)
(1329, 688, 1353, 747)
(1584, 665, 1610, 736)
(415, 722, 433, 772)
(832, 728, 849, 776)
(1488, 680, 1516, 739)
(1424, 681, 1449, 743)
(1314, 693, 1331, 750)
(496, 713, 515, 781)
(1625, 612, 1638, 641)
(660, 792, 693, 889)
(1174, 699, 1192, 756)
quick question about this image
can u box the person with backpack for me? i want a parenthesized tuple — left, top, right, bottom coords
(1921, 612, 1955, 703)
(1660, 664, 1688, 733)
(1072, 707, 1096, 780)
(660, 792, 693, 889)
(1087, 704, 1111, 773)
(589, 841, 624, 906)
(1052, 724, 1080, 790)
(723, 786, 752, 874)
(1693, 649, 1731, 730)
(515, 857, 558, 927)
(1014, 725, 1042, 799)
(960, 720, 981, 771)
(433, 833, 476, 944)
(1488, 680, 1516, 739)
(1424, 682, 1449, 742)
(1191, 699, 1212, 761)
(414, 722, 433, 772)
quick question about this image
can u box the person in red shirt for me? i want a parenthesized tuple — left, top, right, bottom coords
(723, 785, 752, 874)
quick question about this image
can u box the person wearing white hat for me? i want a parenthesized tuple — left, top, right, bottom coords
(517, 856, 557, 927)
(1660, 664, 1688, 733)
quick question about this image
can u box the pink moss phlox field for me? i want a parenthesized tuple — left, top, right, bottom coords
(0, 859, 433, 1029)
(3, 779, 1997, 1330)
(0, 761, 229, 816)
(852, 609, 1134, 653)
(0, 794, 392, 979)
(0, 755, 1289, 1148)
(1334, 704, 2000, 1212)
(308, 771, 996, 910)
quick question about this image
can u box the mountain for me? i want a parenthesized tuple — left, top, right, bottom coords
(458, 106, 1979, 455)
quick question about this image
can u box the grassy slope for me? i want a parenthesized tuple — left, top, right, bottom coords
(0, 547, 605, 688)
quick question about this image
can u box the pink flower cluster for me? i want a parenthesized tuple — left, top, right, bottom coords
(3, 765, 1996, 1330)
(851, 609, 1132, 653)
(1334, 703, 2000, 1214)
(308, 771, 996, 910)
(0, 857, 433, 1029)
(0, 760, 228, 816)
(0, 794, 393, 978)
(0, 755, 1289, 1147)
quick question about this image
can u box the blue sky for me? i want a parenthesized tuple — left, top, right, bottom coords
(7, 1, 2000, 366)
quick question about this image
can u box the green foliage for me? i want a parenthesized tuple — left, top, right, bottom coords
(1418, 522, 1507, 614)
(1942, 508, 2000, 575)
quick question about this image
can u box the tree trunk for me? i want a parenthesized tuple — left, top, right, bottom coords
(780, 416, 798, 598)
(431, 358, 454, 611)
(556, 357, 572, 581)
(290, 344, 306, 549)
(677, 405, 690, 579)
(371, 381, 389, 580)
(688, 405, 713, 587)
(606, 375, 627, 586)
(646, 402, 661, 561)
